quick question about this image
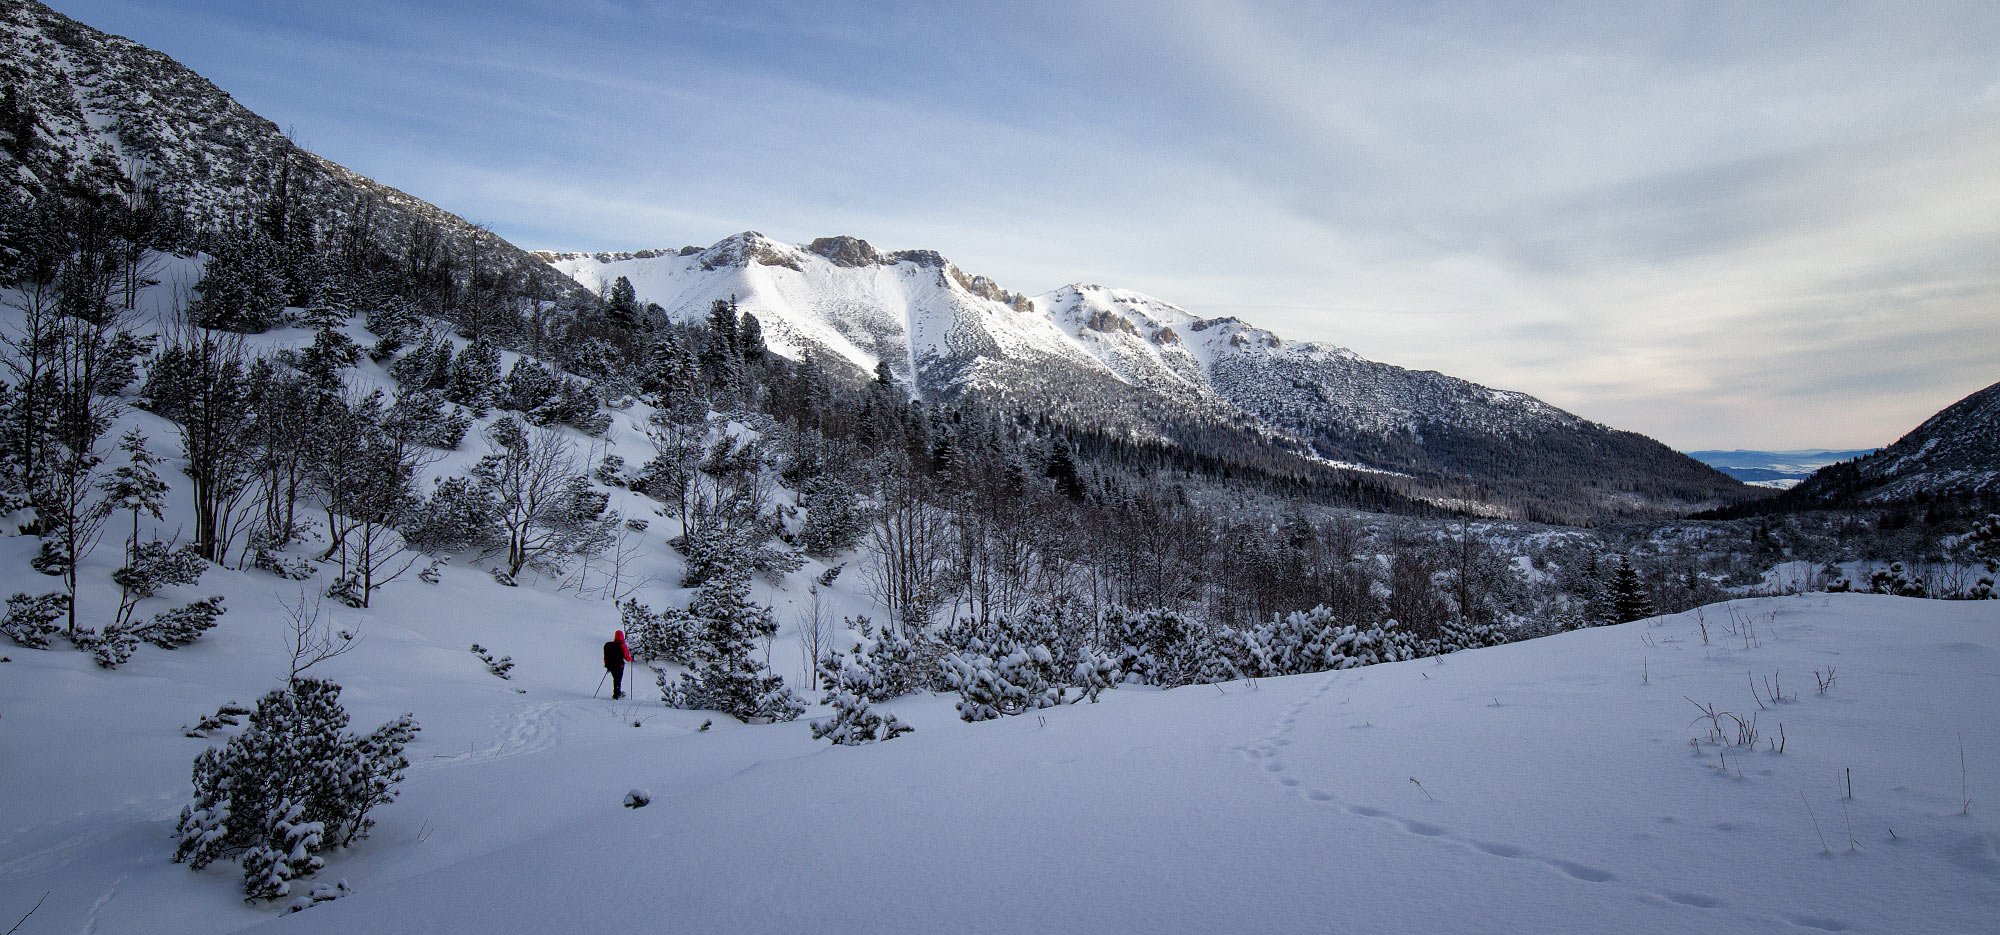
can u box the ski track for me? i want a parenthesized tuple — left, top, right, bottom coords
(79, 866, 135, 935)
(0, 793, 177, 882)
(1230, 671, 1859, 933)
(413, 701, 565, 771)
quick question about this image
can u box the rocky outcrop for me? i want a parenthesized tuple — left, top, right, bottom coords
(808, 235, 885, 267)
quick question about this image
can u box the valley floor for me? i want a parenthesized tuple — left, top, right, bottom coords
(2, 584, 1996, 934)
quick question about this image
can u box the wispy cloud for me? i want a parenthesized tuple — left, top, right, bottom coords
(52, 0, 2000, 448)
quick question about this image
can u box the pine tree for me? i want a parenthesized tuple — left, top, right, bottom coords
(1969, 514, 2000, 572)
(605, 276, 639, 329)
(189, 231, 288, 333)
(1607, 558, 1654, 623)
(641, 331, 699, 406)
(99, 427, 167, 554)
(699, 299, 743, 395)
(446, 338, 500, 412)
(658, 556, 802, 722)
(809, 687, 912, 745)
(738, 312, 766, 364)
(1045, 439, 1084, 501)
(797, 474, 866, 556)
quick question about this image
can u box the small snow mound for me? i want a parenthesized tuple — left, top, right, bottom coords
(623, 789, 651, 809)
(285, 879, 353, 912)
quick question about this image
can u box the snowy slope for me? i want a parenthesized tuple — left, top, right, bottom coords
(5, 574, 1996, 934)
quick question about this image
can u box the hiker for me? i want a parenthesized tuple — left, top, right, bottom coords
(603, 630, 633, 699)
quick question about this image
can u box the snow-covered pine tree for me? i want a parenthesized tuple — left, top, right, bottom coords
(658, 556, 802, 722)
(939, 634, 1062, 722)
(796, 474, 867, 557)
(1102, 606, 1204, 686)
(111, 539, 205, 629)
(446, 337, 500, 413)
(1968, 514, 2000, 573)
(605, 276, 639, 329)
(99, 427, 167, 554)
(188, 230, 287, 333)
(640, 331, 701, 409)
(499, 356, 557, 414)
(814, 616, 940, 703)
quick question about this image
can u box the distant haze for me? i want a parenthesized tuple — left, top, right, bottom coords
(52, 0, 2000, 450)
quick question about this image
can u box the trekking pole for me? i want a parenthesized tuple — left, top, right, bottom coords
(594, 671, 608, 698)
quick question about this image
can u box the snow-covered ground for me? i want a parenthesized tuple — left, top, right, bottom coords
(4, 570, 1995, 933)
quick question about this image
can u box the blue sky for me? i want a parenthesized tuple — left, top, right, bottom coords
(52, 0, 2000, 450)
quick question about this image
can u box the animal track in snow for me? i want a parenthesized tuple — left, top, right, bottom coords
(1232, 670, 1817, 930)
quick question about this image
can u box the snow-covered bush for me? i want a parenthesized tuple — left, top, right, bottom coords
(184, 701, 253, 738)
(937, 603, 1117, 721)
(940, 635, 1064, 722)
(2, 591, 66, 648)
(1102, 606, 1202, 687)
(285, 879, 354, 913)
(252, 545, 317, 580)
(797, 475, 867, 557)
(810, 686, 913, 745)
(679, 523, 802, 587)
(470, 643, 514, 679)
(174, 678, 418, 900)
(400, 476, 498, 555)
(113, 540, 205, 611)
(325, 574, 365, 608)
(815, 616, 942, 703)
(1869, 562, 1923, 598)
(383, 389, 470, 450)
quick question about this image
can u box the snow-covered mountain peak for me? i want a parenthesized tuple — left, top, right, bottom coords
(695, 230, 812, 271)
(545, 235, 1748, 519)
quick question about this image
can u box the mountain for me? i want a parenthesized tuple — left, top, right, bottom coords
(546, 234, 1754, 523)
(0, 0, 585, 301)
(1684, 449, 1878, 489)
(1770, 380, 2000, 508)
(0, 0, 1748, 524)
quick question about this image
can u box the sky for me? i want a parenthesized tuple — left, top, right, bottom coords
(48, 0, 2000, 450)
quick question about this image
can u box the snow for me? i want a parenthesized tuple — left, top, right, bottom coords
(5, 554, 1996, 934)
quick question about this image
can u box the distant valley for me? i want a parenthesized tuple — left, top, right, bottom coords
(1684, 449, 1877, 489)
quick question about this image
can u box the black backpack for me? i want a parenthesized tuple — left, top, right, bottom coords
(603, 640, 623, 668)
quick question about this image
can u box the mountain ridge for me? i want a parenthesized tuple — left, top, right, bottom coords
(1764, 380, 2000, 509)
(0, 0, 589, 303)
(549, 232, 1754, 523)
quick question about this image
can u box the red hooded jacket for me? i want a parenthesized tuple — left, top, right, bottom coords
(604, 630, 633, 668)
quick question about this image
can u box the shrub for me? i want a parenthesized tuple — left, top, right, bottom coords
(173, 679, 417, 900)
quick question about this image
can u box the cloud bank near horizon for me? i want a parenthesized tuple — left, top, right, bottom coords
(52, 0, 2000, 450)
